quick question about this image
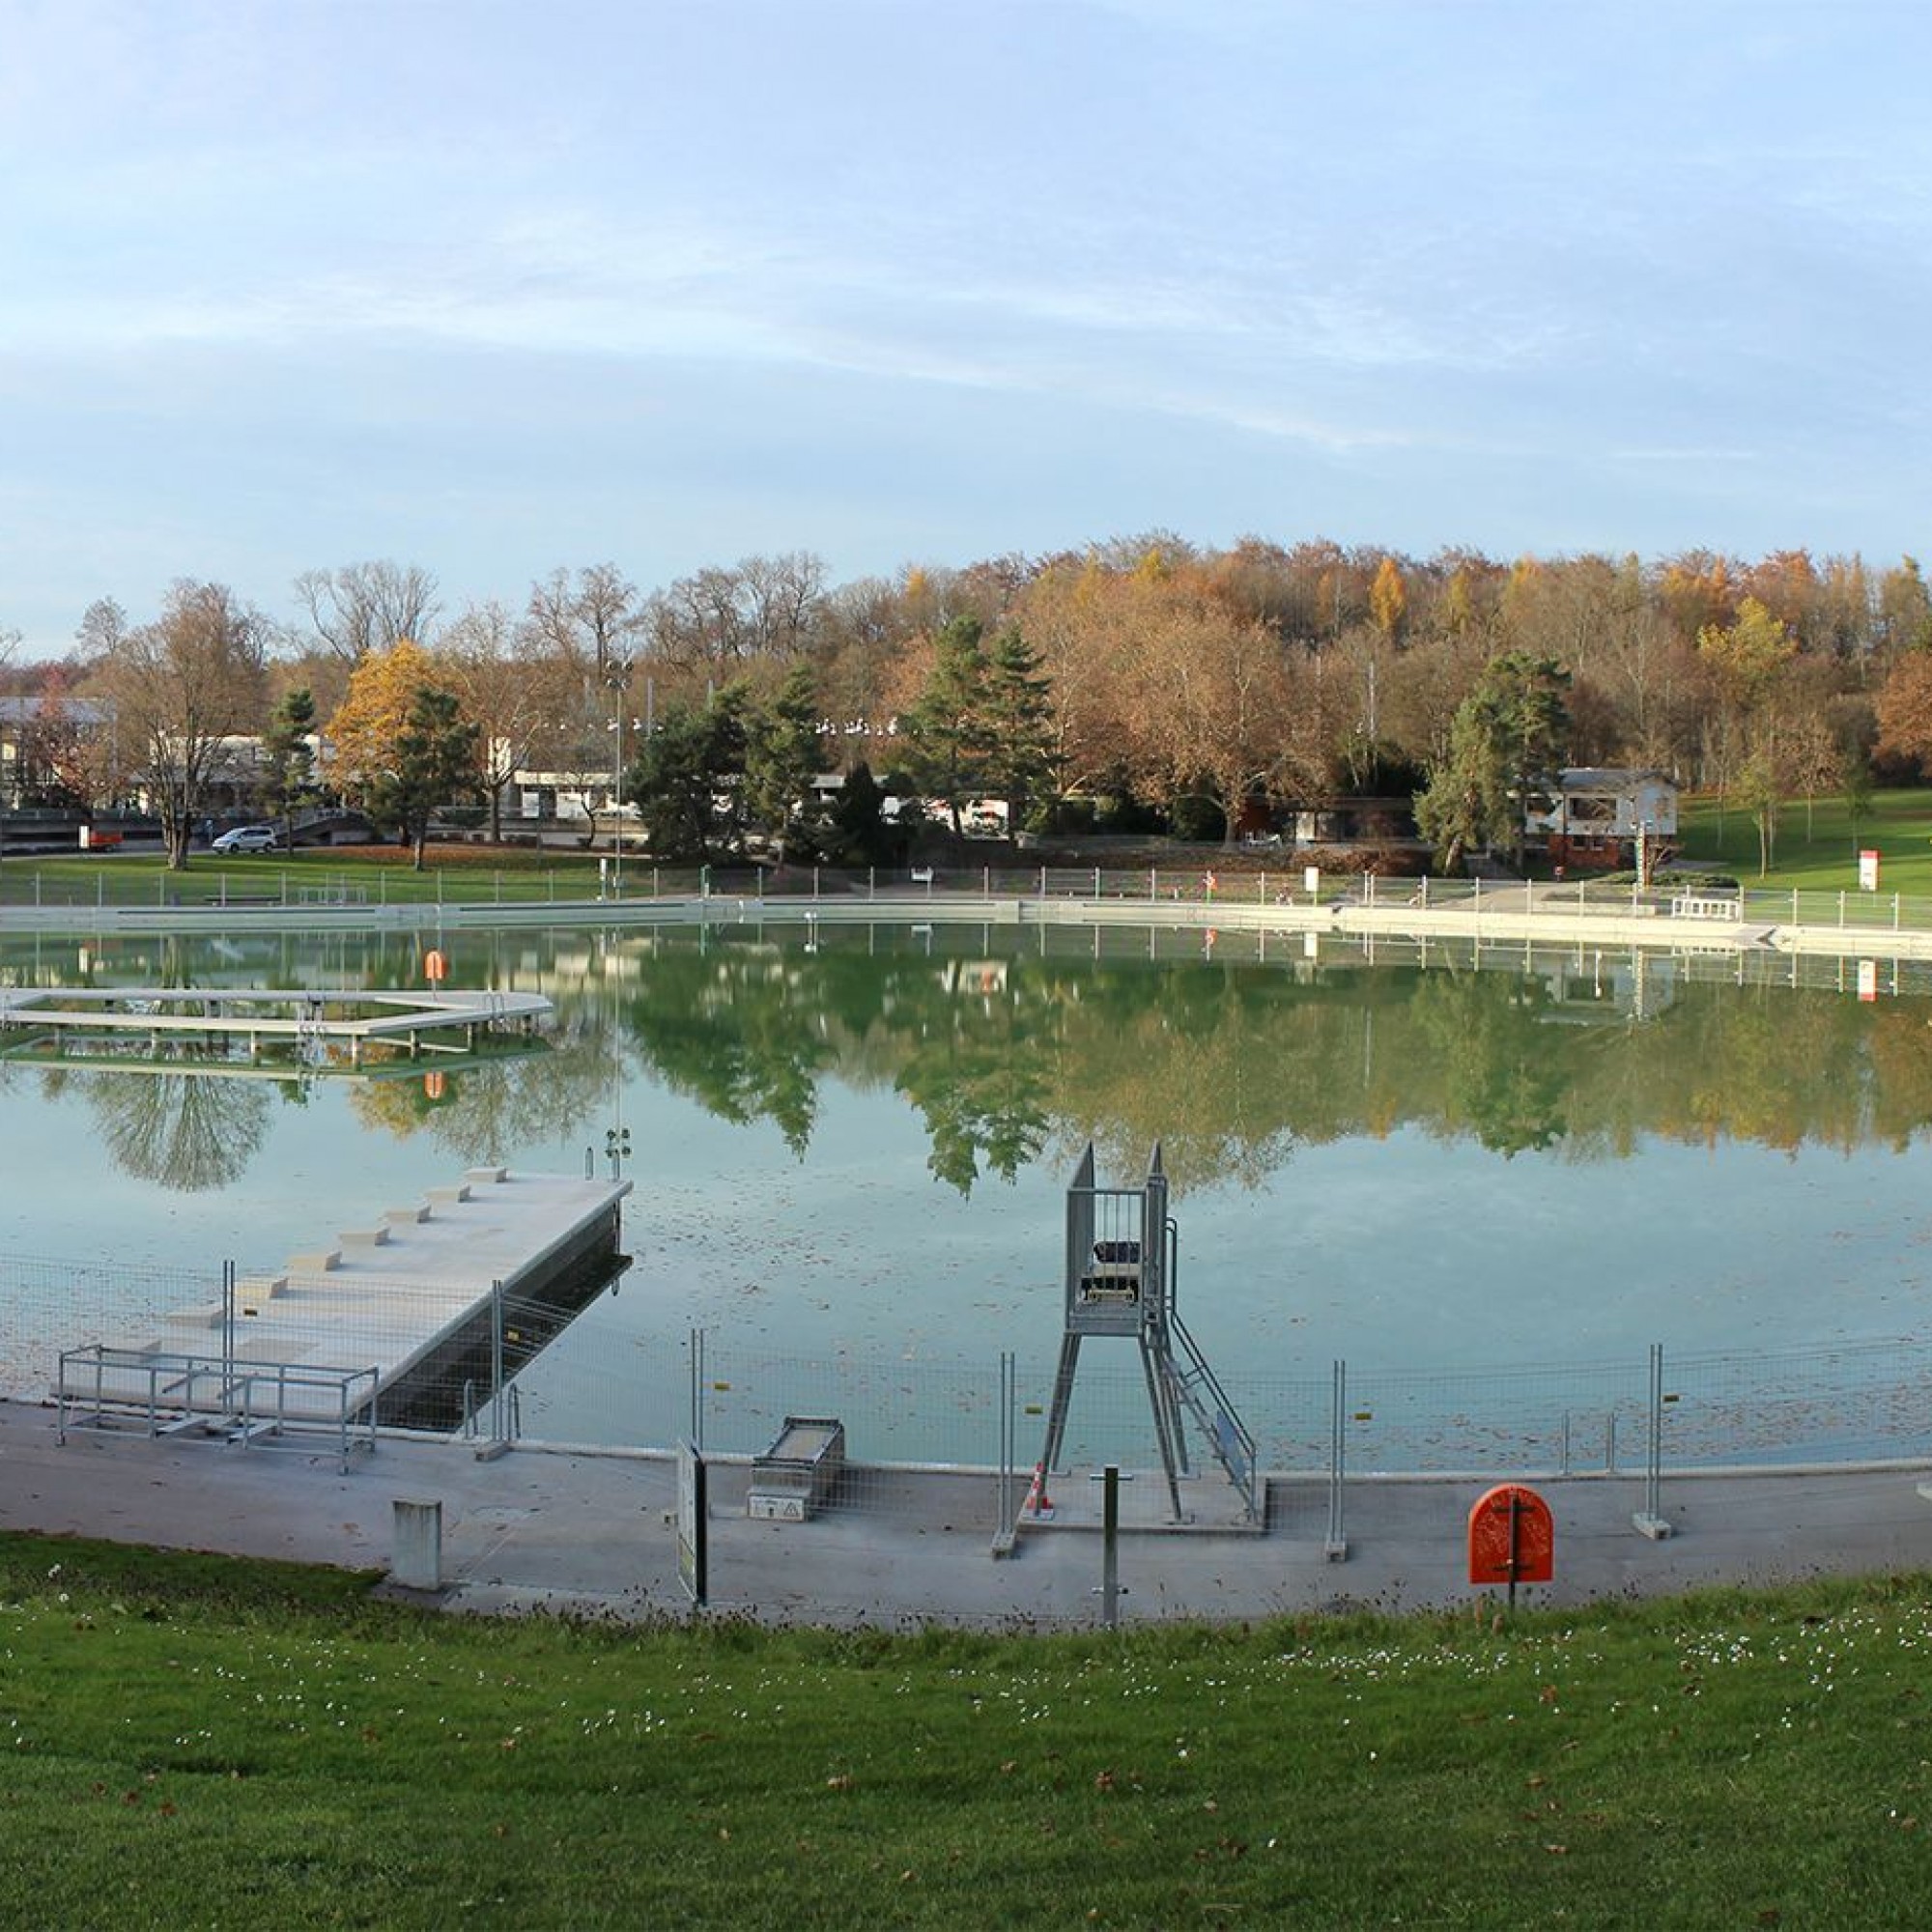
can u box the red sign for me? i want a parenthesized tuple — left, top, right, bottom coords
(1466, 1483, 1554, 1586)
(1860, 849, 1880, 892)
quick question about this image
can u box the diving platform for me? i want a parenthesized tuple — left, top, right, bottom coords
(0, 986, 553, 1070)
(55, 1168, 630, 1455)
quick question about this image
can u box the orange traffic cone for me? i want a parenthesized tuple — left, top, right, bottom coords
(1022, 1462, 1056, 1520)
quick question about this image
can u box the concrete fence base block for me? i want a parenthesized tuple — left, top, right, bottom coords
(1323, 1538, 1350, 1563)
(1632, 1511, 1673, 1541)
(390, 1496, 443, 1589)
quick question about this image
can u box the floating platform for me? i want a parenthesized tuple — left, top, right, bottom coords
(0, 985, 553, 1070)
(55, 1167, 630, 1451)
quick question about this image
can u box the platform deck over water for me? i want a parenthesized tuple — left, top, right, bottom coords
(58, 1167, 629, 1432)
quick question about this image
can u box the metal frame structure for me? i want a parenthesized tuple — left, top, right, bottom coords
(1037, 1144, 1258, 1523)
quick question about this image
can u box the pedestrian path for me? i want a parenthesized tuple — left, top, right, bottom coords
(5, 1399, 1931, 1629)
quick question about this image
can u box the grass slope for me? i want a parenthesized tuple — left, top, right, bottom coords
(4, 1533, 1932, 1926)
(1675, 786, 1932, 895)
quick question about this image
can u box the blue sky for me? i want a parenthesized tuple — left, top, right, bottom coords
(3, 0, 1928, 655)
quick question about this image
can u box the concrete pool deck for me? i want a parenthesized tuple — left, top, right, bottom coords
(5, 1398, 1932, 1629)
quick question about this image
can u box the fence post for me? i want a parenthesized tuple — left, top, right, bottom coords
(1098, 1465, 1122, 1627)
(997, 1351, 1015, 1547)
(1325, 1359, 1348, 1560)
(1634, 1342, 1671, 1539)
(221, 1259, 236, 1399)
(689, 1327, 706, 1451)
(488, 1278, 506, 1455)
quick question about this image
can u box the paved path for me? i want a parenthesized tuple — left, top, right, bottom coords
(7, 1399, 1932, 1629)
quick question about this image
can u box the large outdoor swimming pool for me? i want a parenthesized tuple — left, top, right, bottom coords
(5, 914, 1931, 1464)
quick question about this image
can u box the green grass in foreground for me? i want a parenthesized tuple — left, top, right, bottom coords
(4, 1535, 1932, 1927)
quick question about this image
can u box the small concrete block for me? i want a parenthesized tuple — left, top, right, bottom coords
(286, 1249, 342, 1274)
(465, 1166, 510, 1185)
(1632, 1512, 1674, 1541)
(1323, 1538, 1350, 1563)
(338, 1227, 392, 1251)
(237, 1274, 289, 1300)
(384, 1205, 431, 1226)
(164, 1302, 227, 1329)
(427, 1184, 471, 1206)
(390, 1496, 442, 1590)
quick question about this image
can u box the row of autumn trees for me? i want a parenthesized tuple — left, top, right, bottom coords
(14, 538, 1932, 869)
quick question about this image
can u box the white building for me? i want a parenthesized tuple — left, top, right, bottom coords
(1524, 768, 1679, 869)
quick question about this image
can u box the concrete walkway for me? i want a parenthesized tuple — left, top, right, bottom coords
(6, 1399, 1932, 1629)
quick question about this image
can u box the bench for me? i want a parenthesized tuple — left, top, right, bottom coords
(1079, 1239, 1143, 1305)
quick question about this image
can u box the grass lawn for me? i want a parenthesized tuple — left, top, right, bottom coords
(1677, 786, 1932, 895)
(0, 843, 619, 908)
(5, 1532, 1932, 1927)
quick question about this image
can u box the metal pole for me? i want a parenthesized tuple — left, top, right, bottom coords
(1642, 1342, 1666, 1526)
(1507, 1487, 1520, 1613)
(491, 1278, 505, 1447)
(1325, 1359, 1348, 1560)
(1099, 1464, 1121, 1627)
(690, 1326, 706, 1451)
(999, 1351, 1014, 1544)
(1629, 1364, 1674, 1541)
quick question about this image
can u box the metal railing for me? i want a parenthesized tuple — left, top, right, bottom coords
(12, 858, 1932, 947)
(54, 1343, 378, 1471)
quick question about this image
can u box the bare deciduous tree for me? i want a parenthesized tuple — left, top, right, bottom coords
(98, 582, 269, 867)
(295, 560, 441, 662)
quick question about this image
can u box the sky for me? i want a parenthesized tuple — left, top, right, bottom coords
(3, 0, 1930, 657)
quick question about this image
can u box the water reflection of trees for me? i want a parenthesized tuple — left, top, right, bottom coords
(81, 1071, 276, 1191)
(345, 1033, 609, 1164)
(593, 934, 1932, 1193)
(17, 925, 1932, 1198)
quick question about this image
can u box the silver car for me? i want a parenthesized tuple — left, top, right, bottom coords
(212, 824, 281, 853)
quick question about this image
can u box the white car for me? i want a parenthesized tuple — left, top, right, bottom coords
(212, 824, 281, 853)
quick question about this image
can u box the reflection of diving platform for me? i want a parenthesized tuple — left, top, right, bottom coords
(55, 1168, 629, 1457)
(0, 986, 553, 1069)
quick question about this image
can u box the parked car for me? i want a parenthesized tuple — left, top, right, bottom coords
(212, 823, 281, 853)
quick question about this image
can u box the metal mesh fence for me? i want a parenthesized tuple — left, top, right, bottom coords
(0, 1250, 216, 1398)
(10, 1248, 1932, 1512)
(12, 858, 1932, 935)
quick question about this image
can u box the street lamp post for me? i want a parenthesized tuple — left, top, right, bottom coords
(604, 655, 633, 899)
